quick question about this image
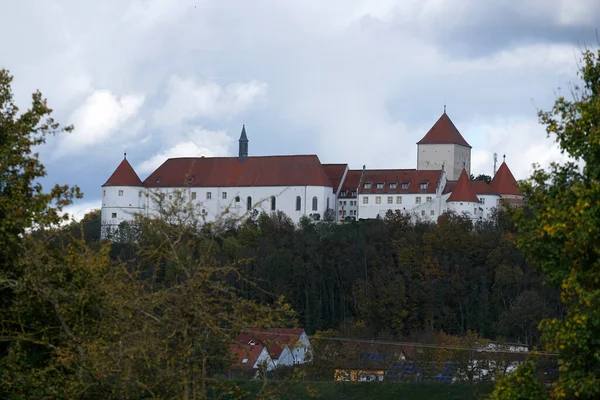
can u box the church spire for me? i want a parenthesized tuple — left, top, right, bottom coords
(238, 125, 248, 162)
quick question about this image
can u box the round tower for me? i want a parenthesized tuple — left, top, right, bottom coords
(101, 153, 146, 238)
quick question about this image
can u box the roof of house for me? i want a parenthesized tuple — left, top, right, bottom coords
(416, 113, 471, 148)
(102, 158, 144, 187)
(447, 169, 480, 202)
(322, 164, 348, 193)
(229, 343, 266, 369)
(143, 155, 334, 188)
(339, 170, 362, 198)
(359, 170, 442, 195)
(489, 162, 521, 196)
(444, 179, 498, 195)
(239, 328, 307, 359)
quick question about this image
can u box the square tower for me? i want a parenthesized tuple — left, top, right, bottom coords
(416, 112, 471, 181)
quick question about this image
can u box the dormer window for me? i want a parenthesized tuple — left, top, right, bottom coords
(420, 182, 429, 190)
(376, 183, 384, 189)
(389, 183, 398, 189)
(242, 358, 249, 364)
(401, 182, 410, 190)
(156, 177, 161, 183)
(248, 340, 256, 346)
(364, 183, 372, 190)
(187, 176, 195, 184)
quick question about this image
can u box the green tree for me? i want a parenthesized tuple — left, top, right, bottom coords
(0, 68, 81, 266)
(491, 48, 600, 398)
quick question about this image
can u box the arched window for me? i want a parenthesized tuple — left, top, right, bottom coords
(326, 197, 330, 210)
(235, 196, 240, 203)
(271, 196, 276, 211)
(247, 196, 252, 211)
(312, 196, 318, 211)
(296, 196, 301, 211)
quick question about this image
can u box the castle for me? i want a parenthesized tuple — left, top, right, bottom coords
(100, 112, 522, 236)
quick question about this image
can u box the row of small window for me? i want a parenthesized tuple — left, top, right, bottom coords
(339, 209, 357, 216)
(362, 196, 432, 205)
(339, 200, 357, 206)
(363, 182, 428, 190)
(109, 195, 321, 212)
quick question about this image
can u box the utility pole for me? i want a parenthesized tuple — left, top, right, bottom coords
(493, 153, 498, 175)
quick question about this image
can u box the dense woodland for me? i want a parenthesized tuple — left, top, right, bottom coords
(76, 206, 560, 347)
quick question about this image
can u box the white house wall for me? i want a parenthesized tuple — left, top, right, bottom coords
(101, 185, 146, 234)
(101, 185, 336, 236)
(358, 193, 441, 220)
(477, 194, 500, 219)
(254, 347, 275, 371)
(292, 332, 313, 364)
(274, 347, 295, 367)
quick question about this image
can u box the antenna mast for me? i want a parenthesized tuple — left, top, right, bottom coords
(493, 153, 498, 175)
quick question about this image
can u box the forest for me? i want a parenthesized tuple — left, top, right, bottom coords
(91, 206, 559, 347)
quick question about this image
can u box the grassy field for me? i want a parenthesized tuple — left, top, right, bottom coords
(212, 381, 494, 399)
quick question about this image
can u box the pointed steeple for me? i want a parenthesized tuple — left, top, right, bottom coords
(238, 125, 249, 162)
(447, 169, 479, 202)
(417, 113, 471, 148)
(490, 161, 520, 196)
(102, 157, 143, 187)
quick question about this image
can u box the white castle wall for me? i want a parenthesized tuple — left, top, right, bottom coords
(101, 184, 336, 237)
(417, 143, 471, 181)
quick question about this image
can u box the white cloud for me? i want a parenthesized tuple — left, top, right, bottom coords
(153, 75, 267, 126)
(137, 127, 233, 174)
(61, 199, 102, 223)
(55, 89, 145, 157)
(469, 118, 571, 180)
(3, 0, 598, 200)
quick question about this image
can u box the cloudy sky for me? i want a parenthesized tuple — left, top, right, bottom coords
(3, 0, 599, 219)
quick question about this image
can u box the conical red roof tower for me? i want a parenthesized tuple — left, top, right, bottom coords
(417, 112, 471, 148)
(447, 169, 479, 202)
(490, 162, 520, 196)
(102, 155, 143, 187)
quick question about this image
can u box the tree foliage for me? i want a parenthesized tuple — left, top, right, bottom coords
(491, 48, 600, 398)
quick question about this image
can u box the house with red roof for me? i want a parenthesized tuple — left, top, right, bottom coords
(241, 328, 313, 366)
(101, 112, 523, 234)
(229, 342, 275, 375)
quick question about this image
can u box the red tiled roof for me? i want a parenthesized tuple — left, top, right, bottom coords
(240, 328, 306, 359)
(143, 155, 333, 188)
(417, 113, 471, 148)
(102, 158, 143, 187)
(229, 343, 265, 369)
(447, 169, 480, 202)
(339, 170, 362, 198)
(490, 162, 521, 196)
(443, 179, 497, 195)
(322, 164, 348, 193)
(359, 169, 442, 195)
(471, 180, 497, 195)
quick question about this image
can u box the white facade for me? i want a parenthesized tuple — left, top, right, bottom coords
(291, 331, 313, 364)
(338, 198, 358, 220)
(417, 143, 471, 181)
(101, 184, 336, 236)
(101, 185, 145, 235)
(254, 346, 275, 371)
(273, 346, 295, 367)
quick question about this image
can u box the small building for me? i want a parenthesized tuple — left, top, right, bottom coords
(239, 328, 313, 366)
(229, 342, 275, 377)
